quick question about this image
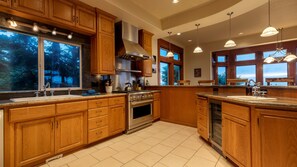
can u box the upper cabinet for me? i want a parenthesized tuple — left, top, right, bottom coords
(138, 29, 154, 77)
(0, 0, 11, 7)
(49, 0, 96, 33)
(49, 0, 75, 26)
(91, 10, 116, 75)
(12, 0, 49, 17)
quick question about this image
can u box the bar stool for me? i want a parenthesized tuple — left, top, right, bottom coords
(198, 80, 215, 85)
(227, 79, 248, 85)
(178, 80, 191, 85)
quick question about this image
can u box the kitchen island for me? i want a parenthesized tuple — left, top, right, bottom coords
(196, 92, 297, 167)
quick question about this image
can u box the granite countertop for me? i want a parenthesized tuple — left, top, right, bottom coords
(196, 93, 297, 111)
(146, 85, 297, 89)
(0, 93, 127, 108)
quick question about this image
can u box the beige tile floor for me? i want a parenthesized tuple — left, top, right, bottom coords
(39, 121, 235, 167)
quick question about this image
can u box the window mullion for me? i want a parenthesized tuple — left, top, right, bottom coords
(39, 37, 44, 90)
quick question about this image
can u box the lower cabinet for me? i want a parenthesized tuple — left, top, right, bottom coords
(253, 109, 297, 167)
(108, 105, 125, 135)
(55, 112, 85, 153)
(196, 96, 209, 140)
(222, 102, 251, 167)
(153, 92, 161, 120)
(15, 118, 55, 167)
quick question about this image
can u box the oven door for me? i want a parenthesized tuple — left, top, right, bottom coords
(129, 100, 153, 129)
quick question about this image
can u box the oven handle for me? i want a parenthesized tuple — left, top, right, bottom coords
(130, 99, 153, 106)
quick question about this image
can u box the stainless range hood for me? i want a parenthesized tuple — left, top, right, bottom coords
(115, 21, 150, 60)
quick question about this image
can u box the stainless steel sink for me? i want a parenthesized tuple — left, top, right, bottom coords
(227, 96, 277, 101)
(10, 95, 82, 102)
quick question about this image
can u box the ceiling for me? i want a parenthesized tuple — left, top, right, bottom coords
(80, 0, 297, 47)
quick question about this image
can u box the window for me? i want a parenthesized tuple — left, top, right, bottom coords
(218, 67, 227, 85)
(173, 53, 179, 61)
(263, 63, 288, 86)
(160, 62, 169, 85)
(160, 48, 168, 57)
(263, 50, 287, 58)
(174, 65, 181, 85)
(236, 65, 256, 85)
(217, 56, 226, 62)
(236, 53, 255, 61)
(0, 30, 38, 91)
(44, 40, 81, 88)
(0, 29, 81, 91)
(158, 39, 183, 85)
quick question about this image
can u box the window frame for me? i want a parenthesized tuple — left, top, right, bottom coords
(157, 39, 184, 85)
(0, 28, 82, 92)
(212, 40, 297, 85)
(40, 37, 82, 91)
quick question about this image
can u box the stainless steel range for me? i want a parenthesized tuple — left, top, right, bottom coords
(126, 91, 154, 134)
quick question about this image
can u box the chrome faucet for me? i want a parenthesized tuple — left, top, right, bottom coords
(43, 82, 50, 96)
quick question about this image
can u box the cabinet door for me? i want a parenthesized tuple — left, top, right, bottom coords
(108, 105, 125, 135)
(49, 0, 75, 26)
(153, 100, 160, 120)
(12, 0, 48, 17)
(55, 112, 85, 153)
(98, 14, 114, 34)
(0, 0, 11, 7)
(222, 114, 251, 167)
(259, 113, 297, 167)
(76, 5, 96, 33)
(15, 118, 55, 167)
(99, 33, 115, 74)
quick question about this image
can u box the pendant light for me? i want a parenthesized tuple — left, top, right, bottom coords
(263, 28, 297, 63)
(166, 32, 174, 57)
(261, 0, 278, 37)
(193, 24, 203, 53)
(224, 12, 236, 48)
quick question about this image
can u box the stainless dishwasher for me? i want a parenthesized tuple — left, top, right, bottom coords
(0, 109, 3, 167)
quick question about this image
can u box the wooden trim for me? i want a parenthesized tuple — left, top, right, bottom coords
(157, 39, 184, 85)
(212, 40, 297, 85)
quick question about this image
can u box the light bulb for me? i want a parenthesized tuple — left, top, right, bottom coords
(261, 26, 279, 37)
(166, 51, 174, 57)
(8, 19, 17, 28)
(67, 33, 73, 39)
(52, 28, 57, 35)
(224, 40, 236, 48)
(264, 56, 275, 63)
(284, 53, 297, 62)
(33, 23, 39, 32)
(172, 0, 179, 3)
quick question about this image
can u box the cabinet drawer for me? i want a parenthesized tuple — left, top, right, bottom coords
(197, 99, 208, 108)
(197, 124, 208, 139)
(88, 115, 108, 130)
(88, 99, 109, 109)
(197, 106, 208, 116)
(109, 97, 125, 106)
(197, 113, 207, 127)
(56, 101, 87, 115)
(222, 102, 250, 121)
(88, 126, 108, 143)
(88, 107, 108, 118)
(154, 93, 160, 100)
(10, 104, 55, 122)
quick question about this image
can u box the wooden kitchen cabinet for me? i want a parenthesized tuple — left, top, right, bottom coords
(91, 11, 116, 75)
(108, 105, 125, 135)
(0, 0, 11, 7)
(55, 112, 85, 153)
(49, 0, 76, 26)
(12, 0, 49, 17)
(138, 29, 154, 77)
(15, 118, 55, 167)
(222, 102, 251, 167)
(153, 92, 161, 120)
(253, 109, 297, 167)
(196, 96, 209, 140)
(49, 0, 96, 32)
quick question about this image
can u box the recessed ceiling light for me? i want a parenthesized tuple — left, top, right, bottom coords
(33, 23, 39, 32)
(172, 0, 179, 4)
(188, 39, 192, 42)
(177, 33, 181, 35)
(238, 32, 244, 35)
